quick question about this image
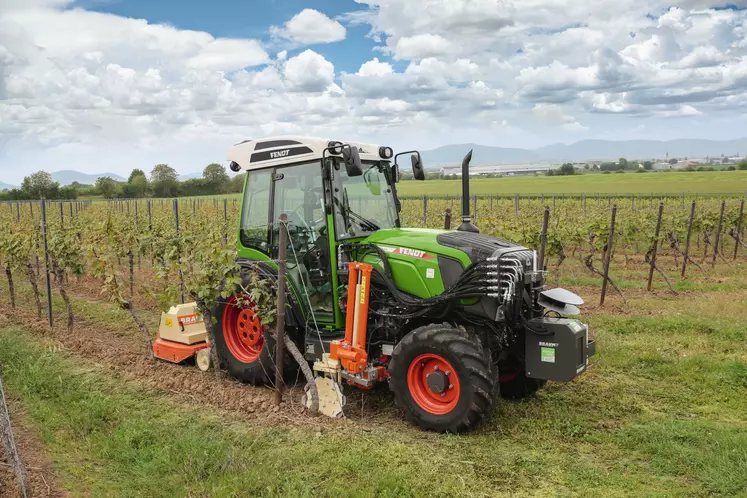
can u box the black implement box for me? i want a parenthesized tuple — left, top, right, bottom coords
(525, 317, 595, 382)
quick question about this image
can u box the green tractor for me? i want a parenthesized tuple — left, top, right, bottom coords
(212, 136, 595, 433)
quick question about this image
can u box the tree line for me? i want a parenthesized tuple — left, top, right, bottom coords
(0, 163, 244, 201)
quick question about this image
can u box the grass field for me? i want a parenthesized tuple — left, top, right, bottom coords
(396, 170, 747, 196)
(1, 255, 746, 496)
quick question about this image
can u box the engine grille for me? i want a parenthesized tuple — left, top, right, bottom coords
(437, 231, 522, 263)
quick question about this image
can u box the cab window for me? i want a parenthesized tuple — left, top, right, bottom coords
(240, 170, 271, 252)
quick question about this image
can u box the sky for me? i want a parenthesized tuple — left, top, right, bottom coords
(2, 0, 747, 183)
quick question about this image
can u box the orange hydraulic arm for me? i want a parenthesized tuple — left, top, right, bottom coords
(330, 262, 373, 374)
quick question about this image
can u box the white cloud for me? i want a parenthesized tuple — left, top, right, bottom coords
(3, 0, 747, 182)
(283, 50, 335, 92)
(357, 58, 393, 76)
(532, 103, 576, 125)
(392, 34, 451, 60)
(270, 9, 346, 45)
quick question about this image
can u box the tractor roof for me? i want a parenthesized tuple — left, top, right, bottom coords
(227, 136, 388, 172)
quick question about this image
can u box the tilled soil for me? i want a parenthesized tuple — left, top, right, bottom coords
(0, 301, 401, 431)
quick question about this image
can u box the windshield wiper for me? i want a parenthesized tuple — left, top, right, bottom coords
(347, 209, 380, 232)
(335, 195, 380, 233)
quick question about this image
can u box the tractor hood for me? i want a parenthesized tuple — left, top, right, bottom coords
(359, 228, 531, 299)
(362, 228, 528, 267)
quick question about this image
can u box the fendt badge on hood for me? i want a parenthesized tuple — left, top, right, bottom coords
(379, 246, 434, 260)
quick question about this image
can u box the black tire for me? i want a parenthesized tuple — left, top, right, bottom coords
(499, 359, 547, 400)
(211, 278, 277, 385)
(389, 323, 495, 433)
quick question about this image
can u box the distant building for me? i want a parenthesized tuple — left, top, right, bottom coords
(439, 163, 553, 177)
(652, 162, 672, 170)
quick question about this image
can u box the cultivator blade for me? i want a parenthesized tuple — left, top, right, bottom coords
(305, 377, 346, 418)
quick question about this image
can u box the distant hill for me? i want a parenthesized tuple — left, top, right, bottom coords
(51, 170, 126, 186)
(0, 181, 16, 191)
(421, 143, 539, 167)
(534, 138, 747, 161)
(421, 138, 747, 167)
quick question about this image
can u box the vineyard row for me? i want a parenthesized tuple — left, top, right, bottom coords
(0, 195, 745, 335)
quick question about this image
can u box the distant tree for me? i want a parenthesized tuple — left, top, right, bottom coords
(150, 164, 179, 197)
(669, 158, 678, 164)
(203, 163, 230, 193)
(600, 162, 620, 171)
(96, 176, 118, 199)
(70, 181, 91, 189)
(728, 165, 736, 171)
(128, 169, 147, 183)
(131, 174, 149, 197)
(643, 160, 653, 170)
(583, 164, 590, 170)
(228, 174, 246, 193)
(547, 163, 575, 176)
(737, 159, 747, 170)
(618, 157, 629, 169)
(59, 185, 79, 199)
(121, 174, 149, 198)
(179, 179, 208, 197)
(559, 163, 575, 175)
(21, 171, 60, 199)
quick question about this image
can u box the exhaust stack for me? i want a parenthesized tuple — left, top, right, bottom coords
(457, 149, 479, 233)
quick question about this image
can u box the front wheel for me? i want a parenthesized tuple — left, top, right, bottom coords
(389, 323, 495, 433)
(212, 293, 277, 385)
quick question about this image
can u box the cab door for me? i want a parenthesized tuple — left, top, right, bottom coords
(269, 161, 336, 324)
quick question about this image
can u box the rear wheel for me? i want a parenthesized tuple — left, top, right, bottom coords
(212, 294, 277, 385)
(389, 323, 495, 433)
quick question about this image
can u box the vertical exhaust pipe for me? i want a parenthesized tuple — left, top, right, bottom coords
(457, 150, 479, 233)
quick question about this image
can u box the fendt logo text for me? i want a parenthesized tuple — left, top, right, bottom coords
(270, 149, 291, 159)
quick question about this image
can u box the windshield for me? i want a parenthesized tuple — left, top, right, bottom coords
(332, 160, 399, 239)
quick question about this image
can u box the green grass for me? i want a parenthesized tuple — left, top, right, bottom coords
(3, 282, 747, 496)
(396, 170, 747, 196)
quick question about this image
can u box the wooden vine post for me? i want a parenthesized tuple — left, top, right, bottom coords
(444, 207, 452, 230)
(682, 200, 696, 278)
(538, 206, 550, 270)
(647, 203, 664, 291)
(40, 199, 54, 328)
(600, 204, 617, 306)
(275, 214, 288, 406)
(712, 200, 725, 266)
(735, 199, 744, 259)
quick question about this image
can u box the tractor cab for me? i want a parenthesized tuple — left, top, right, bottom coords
(211, 135, 595, 433)
(226, 137, 418, 328)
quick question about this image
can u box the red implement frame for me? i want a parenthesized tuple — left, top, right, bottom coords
(330, 262, 373, 374)
(153, 337, 209, 364)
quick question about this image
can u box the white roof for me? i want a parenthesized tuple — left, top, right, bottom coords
(227, 136, 387, 172)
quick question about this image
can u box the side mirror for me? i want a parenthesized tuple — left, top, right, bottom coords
(342, 146, 363, 177)
(394, 150, 425, 181)
(411, 153, 425, 180)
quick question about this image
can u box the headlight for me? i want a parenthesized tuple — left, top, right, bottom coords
(328, 141, 343, 155)
(379, 146, 393, 159)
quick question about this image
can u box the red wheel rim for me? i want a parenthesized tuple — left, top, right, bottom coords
(407, 353, 461, 415)
(222, 296, 264, 363)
